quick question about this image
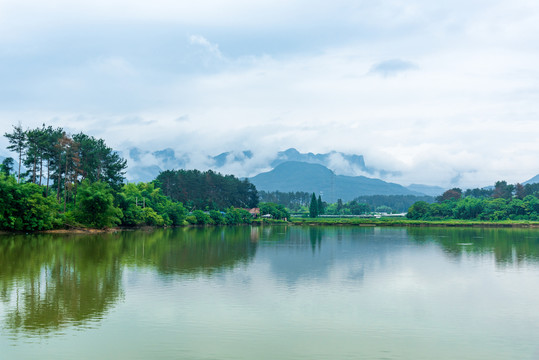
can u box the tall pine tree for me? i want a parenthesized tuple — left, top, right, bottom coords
(4, 123, 26, 183)
(309, 192, 318, 218)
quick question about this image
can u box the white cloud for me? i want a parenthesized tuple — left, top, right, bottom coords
(1, 0, 539, 188)
(189, 35, 224, 60)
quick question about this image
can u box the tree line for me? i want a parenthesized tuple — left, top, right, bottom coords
(1, 123, 259, 231)
(407, 181, 539, 220)
(156, 169, 259, 211)
(258, 190, 311, 211)
(260, 190, 434, 216)
(4, 123, 126, 207)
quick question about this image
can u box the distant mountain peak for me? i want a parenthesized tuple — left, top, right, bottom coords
(271, 148, 366, 173)
(250, 161, 422, 202)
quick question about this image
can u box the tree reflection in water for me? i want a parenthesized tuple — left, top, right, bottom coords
(407, 227, 539, 265)
(0, 227, 258, 337)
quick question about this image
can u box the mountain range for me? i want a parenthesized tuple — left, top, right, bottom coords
(249, 161, 426, 202)
(11, 148, 539, 199)
(123, 147, 392, 182)
(121, 147, 445, 197)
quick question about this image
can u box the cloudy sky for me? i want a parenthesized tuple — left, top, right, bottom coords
(1, 0, 539, 188)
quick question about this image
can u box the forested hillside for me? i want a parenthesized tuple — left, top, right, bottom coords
(156, 169, 258, 210)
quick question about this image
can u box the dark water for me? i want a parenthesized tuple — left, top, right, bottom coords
(1, 226, 538, 359)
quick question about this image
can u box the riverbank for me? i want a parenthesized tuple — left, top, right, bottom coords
(288, 217, 539, 228)
(4, 218, 539, 235)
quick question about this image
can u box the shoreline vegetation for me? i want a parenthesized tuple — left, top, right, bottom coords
(3, 218, 538, 236)
(3, 123, 539, 233)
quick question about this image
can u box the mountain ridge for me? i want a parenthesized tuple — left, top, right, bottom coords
(249, 161, 423, 202)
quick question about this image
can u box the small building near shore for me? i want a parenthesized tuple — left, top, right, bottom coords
(248, 208, 260, 218)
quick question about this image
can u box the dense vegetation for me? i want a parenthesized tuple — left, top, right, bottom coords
(407, 181, 539, 221)
(261, 190, 433, 216)
(1, 124, 258, 231)
(5, 123, 539, 230)
(156, 169, 258, 210)
(258, 190, 311, 212)
(351, 194, 434, 213)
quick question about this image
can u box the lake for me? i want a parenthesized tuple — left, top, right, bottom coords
(1, 226, 538, 359)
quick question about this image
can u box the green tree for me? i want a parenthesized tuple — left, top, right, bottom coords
(259, 202, 290, 220)
(74, 180, 122, 228)
(0, 174, 61, 231)
(317, 195, 324, 215)
(515, 183, 526, 199)
(192, 210, 212, 225)
(436, 188, 462, 202)
(309, 193, 318, 218)
(4, 123, 26, 183)
(493, 181, 514, 200)
(209, 210, 226, 224)
(375, 205, 392, 214)
(156, 169, 258, 210)
(406, 201, 430, 219)
(1, 157, 14, 176)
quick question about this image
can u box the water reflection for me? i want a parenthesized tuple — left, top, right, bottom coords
(0, 227, 258, 337)
(2, 225, 539, 342)
(0, 233, 123, 336)
(407, 227, 539, 265)
(257, 226, 409, 286)
(121, 227, 258, 275)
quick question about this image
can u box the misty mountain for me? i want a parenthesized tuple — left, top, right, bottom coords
(271, 148, 366, 170)
(213, 150, 254, 167)
(249, 161, 423, 202)
(406, 184, 445, 197)
(123, 147, 375, 183)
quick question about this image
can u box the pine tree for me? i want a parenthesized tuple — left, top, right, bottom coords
(309, 192, 318, 218)
(4, 123, 26, 183)
(317, 195, 324, 215)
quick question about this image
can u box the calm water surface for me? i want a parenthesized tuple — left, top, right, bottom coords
(1, 226, 539, 359)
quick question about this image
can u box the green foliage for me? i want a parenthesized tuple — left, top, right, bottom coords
(375, 205, 393, 213)
(352, 195, 434, 213)
(224, 207, 253, 225)
(141, 207, 165, 226)
(0, 174, 61, 231)
(74, 181, 122, 228)
(407, 181, 539, 221)
(72, 132, 127, 190)
(1, 157, 14, 176)
(116, 182, 186, 227)
(259, 202, 290, 220)
(453, 197, 483, 219)
(317, 195, 324, 215)
(324, 199, 370, 215)
(209, 210, 226, 225)
(493, 181, 514, 200)
(406, 201, 430, 220)
(258, 190, 310, 211)
(185, 215, 197, 225)
(436, 188, 462, 202)
(156, 169, 258, 210)
(4, 123, 26, 183)
(192, 210, 212, 225)
(309, 193, 318, 218)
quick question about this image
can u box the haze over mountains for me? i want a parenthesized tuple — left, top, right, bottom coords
(249, 161, 425, 202)
(122, 147, 445, 198)
(3, 144, 539, 200)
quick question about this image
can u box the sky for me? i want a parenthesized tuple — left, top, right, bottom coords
(1, 0, 539, 188)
